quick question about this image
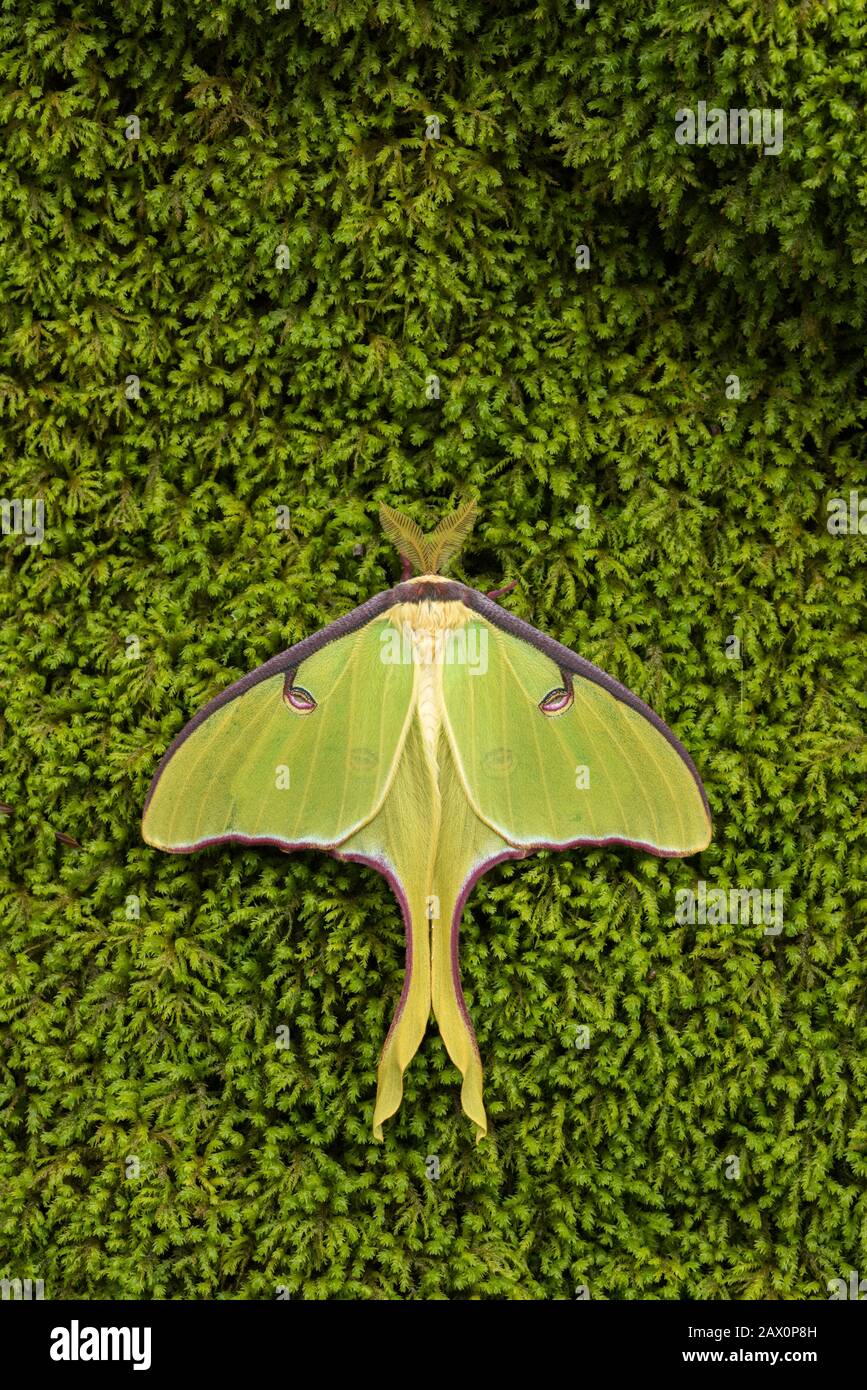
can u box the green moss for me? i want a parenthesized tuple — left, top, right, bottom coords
(0, 0, 865, 1300)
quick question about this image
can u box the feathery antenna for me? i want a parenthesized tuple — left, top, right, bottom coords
(379, 505, 431, 576)
(379, 501, 477, 576)
(427, 501, 478, 573)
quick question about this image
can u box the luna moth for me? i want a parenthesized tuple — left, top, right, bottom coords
(142, 502, 711, 1142)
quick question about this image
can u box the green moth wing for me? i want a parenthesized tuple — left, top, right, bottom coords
(414, 597, 710, 1143)
(341, 714, 510, 1140)
(142, 608, 414, 851)
(440, 613, 711, 856)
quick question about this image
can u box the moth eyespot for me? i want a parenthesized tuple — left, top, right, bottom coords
(284, 684, 316, 713)
(539, 686, 573, 716)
